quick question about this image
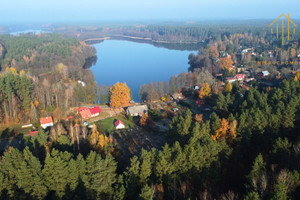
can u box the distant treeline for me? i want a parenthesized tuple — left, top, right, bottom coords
(139, 70, 216, 102)
(0, 33, 96, 76)
(0, 34, 98, 123)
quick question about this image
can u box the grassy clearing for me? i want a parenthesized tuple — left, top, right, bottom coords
(0, 124, 32, 139)
(97, 116, 136, 132)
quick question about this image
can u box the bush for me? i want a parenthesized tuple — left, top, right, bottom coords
(149, 109, 161, 121)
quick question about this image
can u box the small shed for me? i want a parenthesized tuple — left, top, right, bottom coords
(30, 131, 39, 137)
(114, 120, 125, 129)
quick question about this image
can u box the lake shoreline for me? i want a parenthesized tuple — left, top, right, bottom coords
(90, 40, 197, 102)
(84, 34, 204, 51)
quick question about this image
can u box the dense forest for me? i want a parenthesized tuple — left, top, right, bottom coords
(0, 34, 96, 76)
(0, 34, 98, 123)
(0, 79, 299, 199)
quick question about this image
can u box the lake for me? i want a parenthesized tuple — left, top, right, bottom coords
(91, 40, 197, 102)
(10, 29, 50, 35)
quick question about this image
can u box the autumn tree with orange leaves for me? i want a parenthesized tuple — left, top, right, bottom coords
(209, 46, 219, 58)
(219, 57, 234, 71)
(199, 83, 211, 99)
(211, 118, 237, 144)
(295, 72, 300, 82)
(109, 82, 131, 108)
(139, 113, 154, 127)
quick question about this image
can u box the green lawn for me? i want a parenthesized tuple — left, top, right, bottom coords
(97, 116, 136, 132)
(0, 124, 32, 139)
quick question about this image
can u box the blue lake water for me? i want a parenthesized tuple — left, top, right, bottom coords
(10, 29, 50, 35)
(91, 40, 196, 102)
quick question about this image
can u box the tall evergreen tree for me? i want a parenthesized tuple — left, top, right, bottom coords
(17, 147, 47, 200)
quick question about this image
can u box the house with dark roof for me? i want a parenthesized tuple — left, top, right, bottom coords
(126, 105, 148, 117)
(257, 71, 270, 77)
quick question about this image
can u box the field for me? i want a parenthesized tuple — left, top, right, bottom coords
(97, 116, 136, 132)
(0, 124, 32, 139)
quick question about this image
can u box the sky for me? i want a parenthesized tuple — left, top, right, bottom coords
(1, 0, 300, 24)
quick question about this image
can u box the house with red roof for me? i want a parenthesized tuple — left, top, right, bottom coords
(66, 116, 74, 121)
(114, 120, 125, 129)
(40, 117, 53, 129)
(90, 106, 101, 117)
(78, 107, 89, 112)
(236, 74, 245, 81)
(226, 77, 236, 83)
(30, 131, 39, 137)
(80, 109, 92, 120)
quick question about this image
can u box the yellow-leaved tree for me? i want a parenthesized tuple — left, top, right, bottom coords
(211, 118, 237, 144)
(5, 67, 17, 75)
(89, 124, 99, 148)
(109, 82, 131, 108)
(224, 81, 232, 93)
(96, 134, 110, 151)
(57, 63, 68, 79)
(20, 70, 26, 75)
(89, 124, 112, 152)
(220, 57, 234, 71)
(199, 83, 211, 99)
(295, 72, 300, 82)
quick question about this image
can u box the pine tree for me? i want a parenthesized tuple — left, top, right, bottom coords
(67, 158, 79, 192)
(243, 192, 260, 200)
(42, 149, 72, 198)
(216, 92, 227, 111)
(139, 149, 153, 184)
(17, 147, 48, 200)
(83, 152, 117, 199)
(125, 156, 141, 200)
(138, 184, 155, 200)
(209, 112, 220, 134)
(113, 175, 126, 200)
(272, 171, 290, 200)
(34, 128, 49, 147)
(156, 144, 175, 181)
(0, 148, 23, 198)
(247, 154, 267, 198)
